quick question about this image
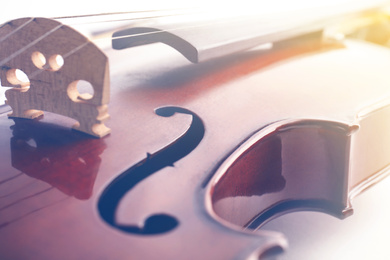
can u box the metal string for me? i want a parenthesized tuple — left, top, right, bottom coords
(51, 7, 198, 20)
(0, 196, 69, 229)
(0, 173, 23, 185)
(0, 187, 54, 211)
(0, 9, 263, 86)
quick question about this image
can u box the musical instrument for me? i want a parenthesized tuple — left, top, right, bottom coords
(1, 1, 390, 259)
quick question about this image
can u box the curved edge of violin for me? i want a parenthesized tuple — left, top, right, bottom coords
(348, 98, 390, 201)
(204, 118, 356, 231)
(204, 97, 390, 233)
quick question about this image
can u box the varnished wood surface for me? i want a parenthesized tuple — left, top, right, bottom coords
(262, 175, 390, 259)
(1, 36, 390, 259)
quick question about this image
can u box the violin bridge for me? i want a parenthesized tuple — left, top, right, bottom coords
(0, 17, 110, 138)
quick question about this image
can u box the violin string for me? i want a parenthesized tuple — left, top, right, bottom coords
(0, 168, 52, 199)
(52, 7, 204, 27)
(0, 23, 63, 67)
(60, 13, 196, 26)
(50, 6, 256, 40)
(27, 40, 90, 81)
(2, 7, 305, 93)
(0, 179, 39, 198)
(51, 7, 198, 20)
(0, 156, 85, 200)
(7, 12, 264, 86)
(0, 172, 23, 185)
(0, 187, 54, 211)
(105, 15, 258, 42)
(0, 7, 213, 77)
(71, 11, 265, 49)
(0, 196, 69, 230)
(1, 4, 383, 85)
(0, 18, 34, 44)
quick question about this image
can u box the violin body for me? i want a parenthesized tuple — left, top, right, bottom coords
(1, 15, 390, 259)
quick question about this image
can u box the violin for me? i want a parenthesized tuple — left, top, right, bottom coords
(1, 1, 390, 259)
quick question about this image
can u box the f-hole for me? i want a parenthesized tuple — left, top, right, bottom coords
(98, 106, 204, 235)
